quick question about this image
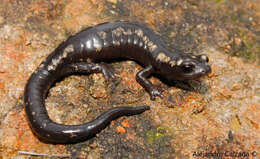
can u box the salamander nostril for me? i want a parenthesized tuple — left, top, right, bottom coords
(200, 67, 211, 74)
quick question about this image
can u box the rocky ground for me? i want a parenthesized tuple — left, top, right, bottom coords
(0, 0, 259, 158)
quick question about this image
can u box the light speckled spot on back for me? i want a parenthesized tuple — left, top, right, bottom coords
(143, 36, 148, 44)
(149, 44, 158, 52)
(47, 65, 55, 71)
(169, 60, 176, 67)
(47, 44, 74, 71)
(135, 29, 143, 37)
(112, 29, 121, 37)
(113, 40, 120, 46)
(156, 52, 171, 63)
(147, 41, 157, 52)
(112, 27, 125, 37)
(86, 39, 92, 49)
(93, 37, 102, 52)
(62, 45, 73, 58)
(64, 44, 74, 52)
(123, 29, 132, 35)
(176, 59, 183, 66)
(97, 31, 107, 40)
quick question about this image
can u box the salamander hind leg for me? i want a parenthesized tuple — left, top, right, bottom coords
(98, 62, 117, 80)
(62, 62, 116, 80)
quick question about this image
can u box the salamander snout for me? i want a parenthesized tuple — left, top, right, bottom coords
(199, 64, 211, 74)
(193, 54, 211, 77)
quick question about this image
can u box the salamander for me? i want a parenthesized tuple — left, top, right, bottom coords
(24, 21, 211, 144)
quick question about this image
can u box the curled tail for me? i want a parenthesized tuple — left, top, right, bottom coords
(24, 62, 150, 144)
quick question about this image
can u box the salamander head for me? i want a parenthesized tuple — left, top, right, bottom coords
(174, 54, 211, 80)
(156, 52, 211, 80)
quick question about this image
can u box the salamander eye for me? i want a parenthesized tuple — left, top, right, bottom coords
(181, 63, 194, 73)
(200, 55, 209, 62)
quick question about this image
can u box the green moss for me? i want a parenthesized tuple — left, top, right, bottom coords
(146, 127, 166, 144)
(228, 29, 260, 63)
(240, 37, 259, 62)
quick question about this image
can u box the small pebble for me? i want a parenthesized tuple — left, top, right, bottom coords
(0, 16, 4, 24)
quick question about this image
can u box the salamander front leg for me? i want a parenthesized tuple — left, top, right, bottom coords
(136, 65, 164, 100)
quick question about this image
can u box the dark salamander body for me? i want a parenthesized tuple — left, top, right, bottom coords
(24, 21, 211, 144)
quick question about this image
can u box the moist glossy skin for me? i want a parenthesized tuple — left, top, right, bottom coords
(24, 21, 211, 144)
